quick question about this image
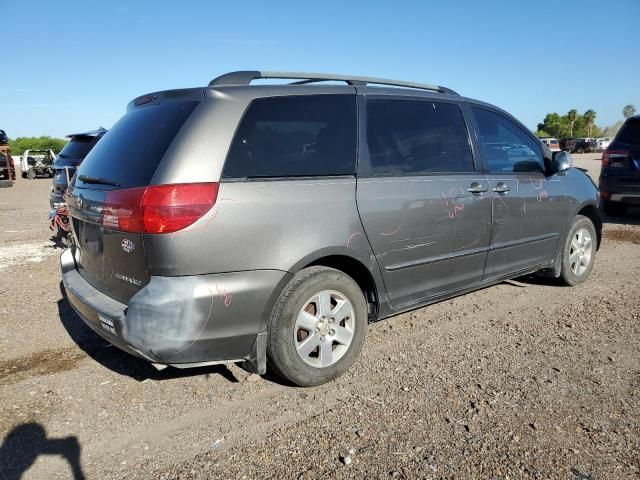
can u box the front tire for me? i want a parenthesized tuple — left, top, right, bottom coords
(559, 215, 596, 286)
(27, 168, 36, 179)
(267, 266, 368, 387)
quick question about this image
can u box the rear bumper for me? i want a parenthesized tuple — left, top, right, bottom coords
(599, 177, 640, 205)
(60, 248, 289, 369)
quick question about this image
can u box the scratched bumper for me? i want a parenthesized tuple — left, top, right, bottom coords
(60, 248, 288, 365)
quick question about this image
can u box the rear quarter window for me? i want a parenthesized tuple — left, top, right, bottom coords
(76, 101, 198, 189)
(223, 95, 357, 178)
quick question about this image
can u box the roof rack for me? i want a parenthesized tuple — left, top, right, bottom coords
(208, 70, 459, 95)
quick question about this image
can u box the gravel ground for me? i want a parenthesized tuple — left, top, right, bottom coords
(0, 154, 639, 479)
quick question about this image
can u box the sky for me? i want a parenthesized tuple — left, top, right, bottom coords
(1, 0, 639, 138)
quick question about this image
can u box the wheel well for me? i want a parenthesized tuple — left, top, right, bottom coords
(305, 255, 379, 320)
(578, 204, 602, 249)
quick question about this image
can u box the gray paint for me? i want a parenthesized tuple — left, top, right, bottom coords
(62, 78, 601, 372)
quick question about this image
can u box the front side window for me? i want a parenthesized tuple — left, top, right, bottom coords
(366, 99, 474, 175)
(472, 107, 544, 173)
(223, 95, 357, 178)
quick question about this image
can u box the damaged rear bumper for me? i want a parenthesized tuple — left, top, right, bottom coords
(60, 248, 289, 373)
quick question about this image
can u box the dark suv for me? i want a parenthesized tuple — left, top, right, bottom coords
(61, 71, 602, 386)
(599, 115, 640, 216)
(50, 129, 106, 207)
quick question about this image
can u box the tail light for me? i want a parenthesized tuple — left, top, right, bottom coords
(602, 150, 628, 167)
(103, 182, 219, 234)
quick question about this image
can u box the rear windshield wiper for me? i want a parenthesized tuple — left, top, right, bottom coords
(78, 175, 120, 187)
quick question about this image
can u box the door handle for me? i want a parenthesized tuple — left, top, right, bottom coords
(492, 182, 510, 195)
(467, 182, 488, 194)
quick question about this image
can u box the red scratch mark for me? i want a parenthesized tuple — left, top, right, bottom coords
(168, 209, 219, 240)
(537, 190, 549, 202)
(448, 204, 465, 218)
(216, 284, 232, 307)
(346, 232, 363, 248)
(443, 188, 466, 219)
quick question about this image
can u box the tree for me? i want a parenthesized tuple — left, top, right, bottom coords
(623, 104, 636, 119)
(567, 109, 577, 137)
(583, 110, 596, 138)
(7, 136, 67, 156)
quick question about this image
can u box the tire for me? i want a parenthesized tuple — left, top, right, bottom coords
(559, 215, 597, 286)
(603, 200, 627, 217)
(267, 266, 368, 387)
(27, 168, 36, 180)
(0, 179, 13, 188)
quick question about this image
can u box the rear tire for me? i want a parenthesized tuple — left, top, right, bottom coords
(267, 266, 368, 387)
(559, 215, 596, 286)
(602, 200, 627, 217)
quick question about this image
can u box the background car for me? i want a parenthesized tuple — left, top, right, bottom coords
(540, 137, 561, 152)
(50, 128, 106, 207)
(20, 149, 56, 179)
(596, 137, 612, 152)
(599, 115, 640, 216)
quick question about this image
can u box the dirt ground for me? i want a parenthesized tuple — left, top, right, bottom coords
(0, 154, 639, 479)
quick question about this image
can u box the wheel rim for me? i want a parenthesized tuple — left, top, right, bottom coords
(569, 227, 593, 276)
(294, 290, 355, 368)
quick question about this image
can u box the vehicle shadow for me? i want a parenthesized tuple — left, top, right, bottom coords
(0, 423, 85, 480)
(56, 283, 240, 383)
(601, 205, 640, 226)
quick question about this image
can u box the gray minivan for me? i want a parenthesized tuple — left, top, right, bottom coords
(61, 71, 601, 386)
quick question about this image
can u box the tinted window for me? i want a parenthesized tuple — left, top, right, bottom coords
(56, 137, 96, 161)
(223, 95, 356, 178)
(366, 99, 473, 175)
(472, 108, 544, 173)
(76, 101, 198, 189)
(616, 119, 640, 145)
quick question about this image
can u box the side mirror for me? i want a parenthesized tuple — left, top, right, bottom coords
(551, 150, 573, 173)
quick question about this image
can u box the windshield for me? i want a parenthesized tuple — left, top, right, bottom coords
(57, 137, 96, 159)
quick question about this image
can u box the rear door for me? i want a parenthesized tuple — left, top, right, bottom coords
(67, 99, 199, 303)
(356, 95, 491, 309)
(470, 106, 566, 280)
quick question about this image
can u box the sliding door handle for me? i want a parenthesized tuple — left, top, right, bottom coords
(467, 182, 488, 194)
(492, 182, 510, 194)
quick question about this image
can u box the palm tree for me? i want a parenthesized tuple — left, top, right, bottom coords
(584, 110, 596, 138)
(567, 109, 577, 137)
(623, 104, 636, 119)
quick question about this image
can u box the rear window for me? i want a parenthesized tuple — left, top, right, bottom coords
(56, 137, 96, 161)
(223, 95, 357, 178)
(616, 119, 640, 145)
(76, 101, 198, 189)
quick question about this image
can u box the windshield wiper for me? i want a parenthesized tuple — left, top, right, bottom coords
(78, 175, 120, 187)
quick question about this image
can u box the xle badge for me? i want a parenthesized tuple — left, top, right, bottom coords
(121, 238, 135, 253)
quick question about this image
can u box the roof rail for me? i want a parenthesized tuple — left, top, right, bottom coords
(208, 70, 459, 95)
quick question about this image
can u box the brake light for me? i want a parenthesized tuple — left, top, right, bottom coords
(103, 182, 219, 234)
(602, 150, 628, 167)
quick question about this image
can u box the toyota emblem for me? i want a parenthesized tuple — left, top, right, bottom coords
(121, 239, 135, 253)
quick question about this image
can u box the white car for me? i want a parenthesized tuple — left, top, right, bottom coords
(540, 137, 561, 152)
(596, 137, 611, 152)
